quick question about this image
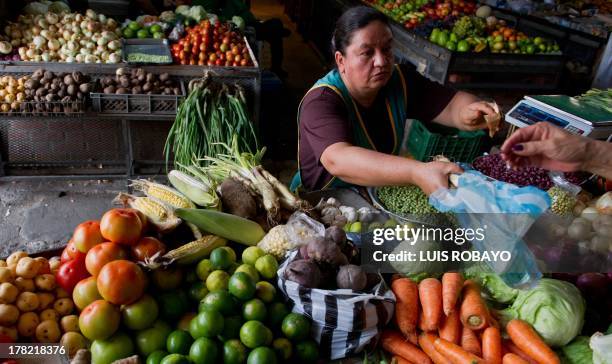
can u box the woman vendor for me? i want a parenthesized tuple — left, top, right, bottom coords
(292, 6, 498, 195)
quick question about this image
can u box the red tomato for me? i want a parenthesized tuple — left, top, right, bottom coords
(56, 256, 89, 294)
(215, 59, 223, 66)
(61, 245, 72, 264)
(190, 59, 196, 65)
(85, 242, 128, 276)
(200, 43, 207, 52)
(131, 237, 166, 262)
(197, 60, 205, 66)
(234, 55, 242, 62)
(62, 239, 86, 264)
(73, 220, 104, 253)
(207, 60, 214, 66)
(209, 53, 218, 62)
(97, 260, 146, 305)
(240, 59, 248, 66)
(231, 46, 240, 56)
(100, 208, 142, 245)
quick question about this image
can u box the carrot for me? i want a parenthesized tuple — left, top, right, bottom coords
(504, 341, 538, 364)
(459, 280, 490, 331)
(393, 356, 415, 364)
(381, 330, 433, 364)
(482, 327, 502, 364)
(439, 310, 461, 344)
(460, 326, 482, 356)
(433, 337, 485, 364)
(418, 278, 442, 331)
(418, 333, 453, 364)
(442, 272, 464, 316)
(503, 354, 529, 364)
(506, 320, 560, 364)
(392, 277, 419, 344)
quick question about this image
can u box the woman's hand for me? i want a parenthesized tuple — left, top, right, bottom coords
(457, 101, 498, 131)
(500, 122, 589, 172)
(414, 161, 464, 195)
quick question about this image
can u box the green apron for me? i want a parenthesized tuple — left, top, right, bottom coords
(290, 64, 409, 192)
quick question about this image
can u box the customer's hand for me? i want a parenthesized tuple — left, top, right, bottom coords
(458, 101, 498, 131)
(414, 161, 464, 195)
(500, 122, 589, 172)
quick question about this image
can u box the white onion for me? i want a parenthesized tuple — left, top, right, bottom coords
(581, 207, 599, 221)
(75, 54, 84, 62)
(108, 52, 121, 63)
(37, 19, 48, 29)
(32, 36, 46, 50)
(86, 9, 97, 20)
(98, 14, 107, 23)
(107, 40, 120, 51)
(567, 221, 592, 241)
(596, 192, 612, 215)
(46, 13, 59, 25)
(66, 56, 74, 63)
(593, 214, 612, 238)
(590, 235, 610, 254)
(33, 55, 42, 62)
(31, 26, 41, 36)
(48, 39, 60, 51)
(18, 47, 26, 58)
(41, 53, 51, 62)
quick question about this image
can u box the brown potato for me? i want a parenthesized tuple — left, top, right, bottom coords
(7, 264, 17, 277)
(6, 251, 27, 266)
(0, 325, 17, 341)
(60, 315, 79, 333)
(0, 304, 19, 326)
(17, 311, 40, 337)
(49, 257, 61, 271)
(0, 283, 18, 304)
(39, 308, 59, 322)
(60, 332, 88, 358)
(16, 291, 39, 312)
(0, 267, 13, 283)
(0, 260, 7, 268)
(36, 320, 61, 343)
(16, 257, 39, 279)
(54, 298, 73, 316)
(34, 257, 51, 274)
(37, 293, 55, 311)
(35, 274, 56, 291)
(15, 277, 35, 292)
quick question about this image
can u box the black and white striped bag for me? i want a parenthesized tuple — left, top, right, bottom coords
(277, 251, 396, 360)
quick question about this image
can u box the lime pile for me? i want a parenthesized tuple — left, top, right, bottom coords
(123, 21, 165, 39)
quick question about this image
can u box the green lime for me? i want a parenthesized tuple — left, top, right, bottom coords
(239, 321, 272, 349)
(189, 281, 209, 302)
(267, 302, 290, 328)
(189, 310, 224, 339)
(255, 281, 276, 303)
(437, 32, 449, 46)
(272, 338, 292, 361)
(223, 339, 248, 364)
(229, 272, 256, 301)
(166, 330, 193, 355)
(254, 255, 278, 280)
(196, 259, 213, 281)
(150, 24, 163, 33)
(206, 270, 230, 292)
(153, 32, 164, 39)
(210, 247, 235, 270)
(242, 298, 267, 322)
(281, 313, 310, 342)
(247, 347, 277, 364)
(199, 291, 237, 315)
(446, 41, 457, 51)
(159, 291, 189, 321)
(349, 221, 362, 233)
(242, 247, 265, 266)
(189, 337, 219, 364)
(228, 262, 240, 275)
(137, 29, 150, 39)
(295, 340, 318, 363)
(177, 313, 197, 332)
(457, 40, 470, 52)
(129, 21, 141, 31)
(219, 315, 243, 341)
(136, 321, 172, 356)
(123, 28, 135, 39)
(234, 264, 259, 283)
(146, 350, 168, 364)
(429, 28, 440, 44)
(534, 36, 543, 45)
(449, 32, 458, 43)
(160, 354, 190, 364)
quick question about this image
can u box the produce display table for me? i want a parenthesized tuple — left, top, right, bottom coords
(0, 62, 261, 179)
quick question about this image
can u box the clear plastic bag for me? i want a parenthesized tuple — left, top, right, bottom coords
(429, 170, 551, 288)
(285, 212, 325, 249)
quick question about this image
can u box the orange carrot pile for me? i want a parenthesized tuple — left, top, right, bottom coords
(383, 273, 559, 364)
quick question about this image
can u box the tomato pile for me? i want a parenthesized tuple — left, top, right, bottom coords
(170, 20, 254, 67)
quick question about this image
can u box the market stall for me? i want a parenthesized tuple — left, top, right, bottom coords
(0, 4, 261, 179)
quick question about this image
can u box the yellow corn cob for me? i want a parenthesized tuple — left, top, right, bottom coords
(114, 193, 181, 234)
(163, 235, 227, 265)
(131, 179, 195, 209)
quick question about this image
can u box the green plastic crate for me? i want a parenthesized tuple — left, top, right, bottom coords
(406, 119, 484, 163)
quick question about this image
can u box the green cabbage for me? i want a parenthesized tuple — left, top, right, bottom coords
(500, 279, 585, 347)
(176, 5, 190, 17)
(160, 11, 176, 23)
(232, 16, 245, 31)
(559, 337, 593, 364)
(463, 261, 518, 304)
(189, 6, 207, 22)
(48, 1, 70, 13)
(23, 2, 49, 15)
(389, 238, 446, 277)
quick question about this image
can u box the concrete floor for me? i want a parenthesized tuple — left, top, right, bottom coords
(0, 0, 324, 257)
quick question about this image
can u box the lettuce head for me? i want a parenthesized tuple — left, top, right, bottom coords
(501, 278, 585, 347)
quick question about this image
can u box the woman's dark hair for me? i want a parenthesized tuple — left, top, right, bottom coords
(332, 6, 390, 55)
